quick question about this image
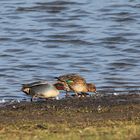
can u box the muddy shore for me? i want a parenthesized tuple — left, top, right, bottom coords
(0, 94, 140, 140)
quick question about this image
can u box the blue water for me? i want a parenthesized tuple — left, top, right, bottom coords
(0, 0, 140, 102)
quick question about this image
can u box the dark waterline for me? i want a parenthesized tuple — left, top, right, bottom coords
(0, 0, 140, 102)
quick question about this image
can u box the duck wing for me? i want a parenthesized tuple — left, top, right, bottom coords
(22, 81, 48, 88)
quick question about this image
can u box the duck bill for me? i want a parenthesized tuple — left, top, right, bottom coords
(94, 86, 96, 92)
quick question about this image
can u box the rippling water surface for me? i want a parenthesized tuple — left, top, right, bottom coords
(0, 0, 140, 101)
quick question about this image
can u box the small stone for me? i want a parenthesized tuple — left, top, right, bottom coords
(12, 105, 16, 109)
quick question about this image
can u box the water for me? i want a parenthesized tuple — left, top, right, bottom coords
(0, 0, 140, 102)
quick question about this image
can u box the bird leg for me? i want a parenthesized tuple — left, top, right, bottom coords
(31, 94, 38, 102)
(75, 92, 79, 96)
(81, 92, 89, 97)
(65, 90, 70, 97)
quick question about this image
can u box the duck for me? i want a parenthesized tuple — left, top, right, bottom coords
(21, 81, 61, 101)
(54, 73, 96, 96)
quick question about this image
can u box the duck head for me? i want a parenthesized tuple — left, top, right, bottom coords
(86, 83, 96, 92)
(53, 82, 65, 90)
(21, 86, 30, 95)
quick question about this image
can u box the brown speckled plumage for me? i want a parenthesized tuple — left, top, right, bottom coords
(55, 74, 96, 96)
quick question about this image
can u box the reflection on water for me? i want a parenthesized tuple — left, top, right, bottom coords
(0, 0, 140, 101)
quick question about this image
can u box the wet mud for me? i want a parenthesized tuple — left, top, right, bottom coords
(0, 94, 140, 127)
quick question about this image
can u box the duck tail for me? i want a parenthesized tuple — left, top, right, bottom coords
(54, 77, 59, 80)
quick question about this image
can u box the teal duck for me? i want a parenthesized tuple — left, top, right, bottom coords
(21, 81, 60, 101)
(55, 73, 96, 96)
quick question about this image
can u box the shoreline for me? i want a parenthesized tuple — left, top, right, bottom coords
(0, 94, 140, 140)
